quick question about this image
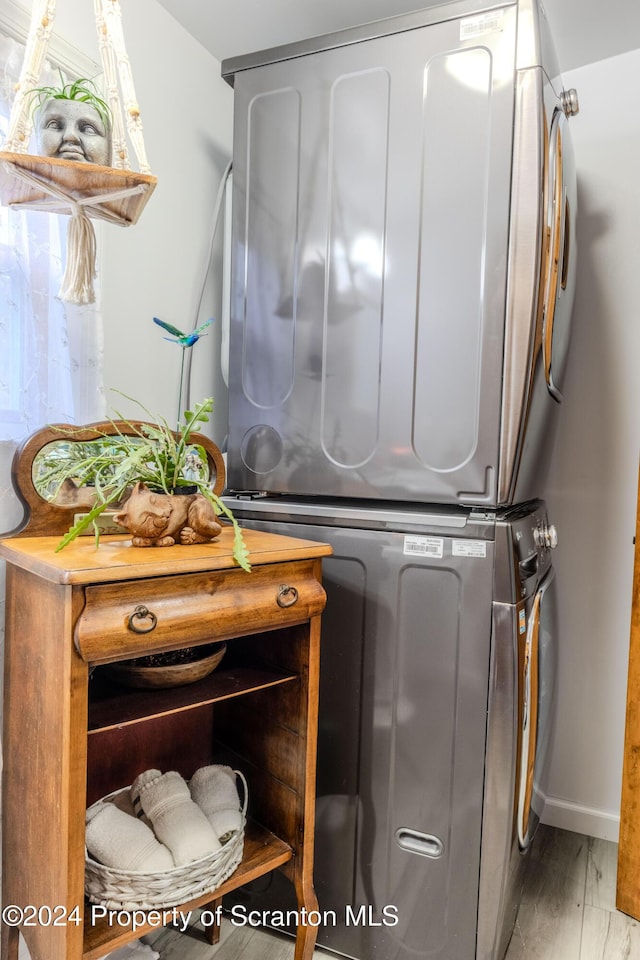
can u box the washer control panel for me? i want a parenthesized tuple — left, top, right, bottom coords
(493, 502, 558, 602)
(534, 521, 558, 551)
(513, 508, 557, 591)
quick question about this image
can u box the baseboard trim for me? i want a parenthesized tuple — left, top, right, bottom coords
(542, 795, 620, 842)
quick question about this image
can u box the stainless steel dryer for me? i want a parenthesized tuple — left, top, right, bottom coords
(223, 496, 558, 960)
(221, 0, 579, 508)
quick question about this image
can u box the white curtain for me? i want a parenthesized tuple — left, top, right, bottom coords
(0, 31, 106, 740)
(0, 30, 105, 536)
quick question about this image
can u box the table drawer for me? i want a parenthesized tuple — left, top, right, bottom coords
(75, 559, 325, 663)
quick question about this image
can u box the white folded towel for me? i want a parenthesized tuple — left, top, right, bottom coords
(85, 802, 174, 872)
(190, 765, 243, 842)
(137, 770, 221, 865)
(131, 769, 161, 826)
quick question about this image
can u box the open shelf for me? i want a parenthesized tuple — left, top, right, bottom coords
(81, 818, 293, 960)
(88, 666, 298, 732)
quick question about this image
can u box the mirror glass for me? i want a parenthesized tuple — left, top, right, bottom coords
(31, 436, 212, 505)
(32, 437, 145, 505)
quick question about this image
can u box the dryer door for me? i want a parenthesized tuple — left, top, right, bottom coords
(542, 109, 577, 403)
(516, 566, 558, 850)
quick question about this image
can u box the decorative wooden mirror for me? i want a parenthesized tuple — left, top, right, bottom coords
(7, 420, 225, 539)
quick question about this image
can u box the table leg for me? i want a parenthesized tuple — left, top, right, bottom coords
(202, 897, 223, 945)
(293, 875, 319, 960)
(0, 924, 19, 960)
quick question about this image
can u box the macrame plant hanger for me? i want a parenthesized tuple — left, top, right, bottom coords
(0, 0, 157, 304)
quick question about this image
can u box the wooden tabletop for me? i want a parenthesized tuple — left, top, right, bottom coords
(0, 526, 332, 585)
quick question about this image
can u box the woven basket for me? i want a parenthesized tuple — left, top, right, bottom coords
(85, 771, 247, 911)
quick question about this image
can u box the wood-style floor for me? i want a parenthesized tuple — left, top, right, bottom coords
(14, 826, 640, 959)
(504, 825, 640, 960)
(139, 825, 640, 960)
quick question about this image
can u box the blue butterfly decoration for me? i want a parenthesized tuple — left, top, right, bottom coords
(153, 316, 213, 347)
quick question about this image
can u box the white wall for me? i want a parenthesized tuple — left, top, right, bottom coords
(543, 48, 640, 841)
(52, 0, 234, 443)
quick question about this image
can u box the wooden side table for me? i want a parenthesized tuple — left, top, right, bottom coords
(0, 525, 331, 960)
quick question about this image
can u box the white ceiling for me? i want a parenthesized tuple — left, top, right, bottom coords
(156, 0, 640, 74)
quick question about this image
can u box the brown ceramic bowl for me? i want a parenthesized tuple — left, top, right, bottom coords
(103, 642, 226, 689)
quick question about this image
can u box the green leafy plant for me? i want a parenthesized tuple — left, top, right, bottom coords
(39, 396, 250, 572)
(27, 71, 111, 129)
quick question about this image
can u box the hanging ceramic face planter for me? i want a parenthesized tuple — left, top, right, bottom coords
(0, 0, 157, 306)
(35, 94, 113, 168)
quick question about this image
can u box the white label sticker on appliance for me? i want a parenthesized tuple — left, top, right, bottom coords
(452, 539, 487, 558)
(519, 609, 527, 635)
(404, 535, 444, 558)
(460, 10, 504, 40)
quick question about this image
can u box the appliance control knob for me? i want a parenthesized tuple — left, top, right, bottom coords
(561, 88, 579, 117)
(534, 523, 558, 550)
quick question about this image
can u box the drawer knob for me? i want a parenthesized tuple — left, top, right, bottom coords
(128, 604, 158, 633)
(277, 584, 299, 608)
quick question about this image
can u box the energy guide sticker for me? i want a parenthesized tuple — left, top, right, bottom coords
(452, 539, 487, 558)
(404, 536, 444, 559)
(460, 10, 504, 39)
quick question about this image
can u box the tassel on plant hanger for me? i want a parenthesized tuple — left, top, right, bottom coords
(59, 204, 97, 304)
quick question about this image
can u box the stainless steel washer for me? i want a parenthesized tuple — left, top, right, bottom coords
(223, 496, 558, 960)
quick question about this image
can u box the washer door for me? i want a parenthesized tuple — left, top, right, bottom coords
(516, 566, 558, 850)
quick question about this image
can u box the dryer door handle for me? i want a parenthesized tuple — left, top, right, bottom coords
(543, 108, 572, 404)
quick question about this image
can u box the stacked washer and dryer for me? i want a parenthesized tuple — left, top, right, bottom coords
(220, 1, 579, 957)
